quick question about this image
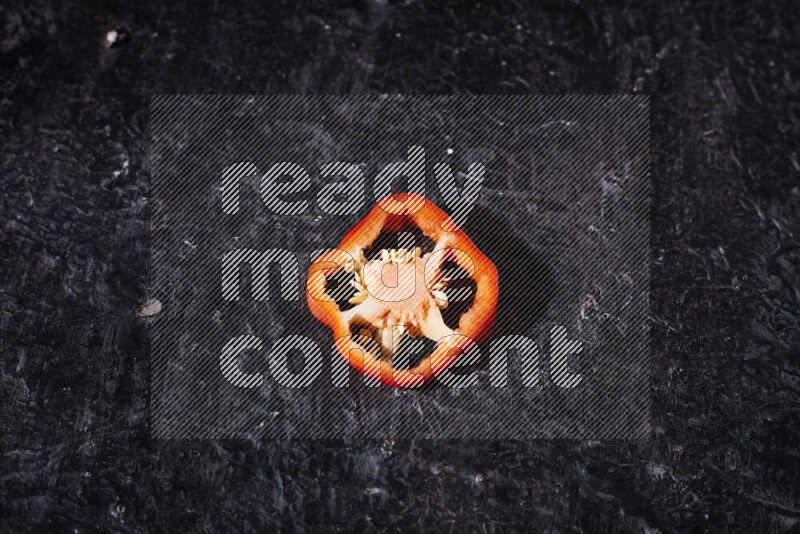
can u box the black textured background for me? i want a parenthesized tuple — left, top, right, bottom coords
(1, 0, 799, 532)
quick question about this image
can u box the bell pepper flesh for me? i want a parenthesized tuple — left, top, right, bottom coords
(307, 193, 499, 388)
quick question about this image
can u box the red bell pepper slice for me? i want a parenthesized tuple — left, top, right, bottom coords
(307, 193, 498, 388)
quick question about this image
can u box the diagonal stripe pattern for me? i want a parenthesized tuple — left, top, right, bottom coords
(151, 95, 649, 439)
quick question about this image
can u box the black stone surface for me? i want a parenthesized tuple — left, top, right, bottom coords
(1, 0, 799, 531)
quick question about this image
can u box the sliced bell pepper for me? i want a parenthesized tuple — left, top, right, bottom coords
(307, 193, 498, 388)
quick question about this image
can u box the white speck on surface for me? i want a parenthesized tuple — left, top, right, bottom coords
(647, 462, 668, 479)
(446, 148, 454, 155)
(139, 299, 162, 317)
(105, 30, 118, 47)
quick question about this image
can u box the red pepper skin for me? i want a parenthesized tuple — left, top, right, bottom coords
(307, 193, 499, 388)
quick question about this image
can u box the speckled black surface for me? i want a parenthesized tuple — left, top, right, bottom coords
(1, 0, 799, 532)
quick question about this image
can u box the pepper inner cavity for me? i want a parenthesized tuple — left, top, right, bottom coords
(344, 247, 452, 359)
